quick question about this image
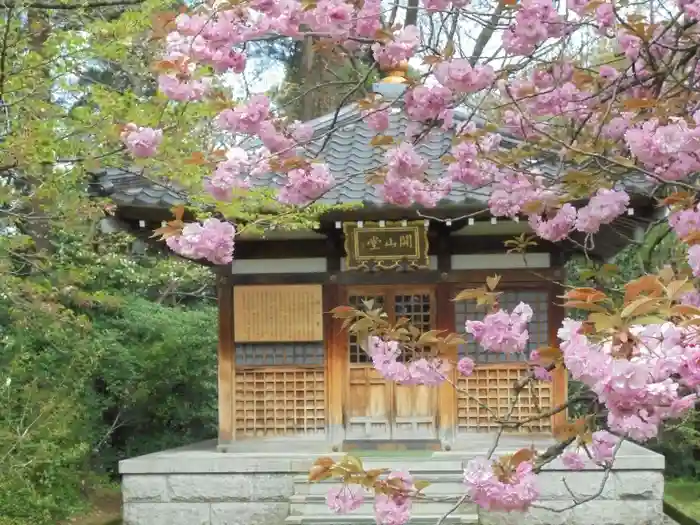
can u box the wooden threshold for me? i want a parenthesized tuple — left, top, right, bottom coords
(342, 439, 443, 452)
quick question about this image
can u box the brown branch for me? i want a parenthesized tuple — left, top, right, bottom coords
(1, 0, 144, 9)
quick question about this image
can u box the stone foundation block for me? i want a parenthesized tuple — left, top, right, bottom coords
(480, 500, 664, 525)
(537, 470, 663, 502)
(123, 502, 210, 525)
(168, 474, 294, 502)
(122, 475, 168, 503)
(210, 502, 289, 525)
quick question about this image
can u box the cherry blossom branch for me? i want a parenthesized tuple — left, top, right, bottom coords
(533, 439, 624, 513)
(1, 0, 144, 9)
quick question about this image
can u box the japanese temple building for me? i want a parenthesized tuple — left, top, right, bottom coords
(94, 78, 656, 453)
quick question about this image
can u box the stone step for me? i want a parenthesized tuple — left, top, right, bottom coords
(285, 514, 478, 525)
(289, 495, 477, 516)
(294, 475, 466, 497)
(292, 459, 464, 474)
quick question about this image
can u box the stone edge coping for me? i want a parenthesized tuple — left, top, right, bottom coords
(119, 440, 664, 475)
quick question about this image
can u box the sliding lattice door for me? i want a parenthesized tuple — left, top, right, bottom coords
(454, 288, 555, 433)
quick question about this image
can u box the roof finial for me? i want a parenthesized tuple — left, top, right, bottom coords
(380, 60, 409, 84)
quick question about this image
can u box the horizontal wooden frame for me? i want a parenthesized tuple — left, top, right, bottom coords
(226, 268, 564, 286)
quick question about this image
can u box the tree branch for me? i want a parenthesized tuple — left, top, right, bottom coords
(1, 0, 143, 9)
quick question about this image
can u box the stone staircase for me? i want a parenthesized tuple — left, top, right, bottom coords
(285, 457, 479, 525)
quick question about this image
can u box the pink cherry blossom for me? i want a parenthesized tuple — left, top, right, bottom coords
(446, 141, 495, 187)
(385, 143, 427, 179)
(574, 189, 629, 234)
(326, 485, 365, 514)
(204, 148, 252, 201)
(488, 171, 556, 218)
(216, 95, 271, 134)
(120, 124, 163, 158)
(533, 366, 552, 382)
(404, 85, 453, 124)
(457, 357, 475, 377)
(290, 121, 314, 143)
(305, 0, 354, 37)
(464, 457, 538, 512)
(277, 163, 334, 205)
(669, 205, 700, 240)
(503, 0, 566, 56)
(368, 336, 449, 386)
(529, 204, 577, 242)
(561, 451, 586, 470)
(166, 219, 235, 265)
(158, 74, 210, 101)
(559, 321, 696, 441)
(434, 59, 495, 94)
(355, 0, 381, 37)
(590, 431, 619, 464)
(374, 495, 411, 525)
(372, 26, 419, 70)
(466, 303, 533, 354)
(681, 291, 700, 307)
(689, 245, 700, 277)
(596, 3, 615, 28)
(363, 105, 391, 133)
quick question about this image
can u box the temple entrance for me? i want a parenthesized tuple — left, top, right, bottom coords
(343, 286, 439, 440)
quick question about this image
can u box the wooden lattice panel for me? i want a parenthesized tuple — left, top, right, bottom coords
(456, 367, 553, 433)
(455, 289, 550, 364)
(394, 293, 433, 361)
(234, 368, 326, 437)
(233, 285, 323, 342)
(348, 294, 384, 364)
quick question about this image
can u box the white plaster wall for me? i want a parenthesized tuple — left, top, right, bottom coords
(451, 253, 551, 270)
(230, 258, 327, 274)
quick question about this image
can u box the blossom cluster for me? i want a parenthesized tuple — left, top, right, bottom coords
(463, 458, 539, 512)
(374, 472, 414, 525)
(465, 302, 533, 354)
(625, 112, 700, 182)
(120, 124, 162, 158)
(561, 430, 620, 470)
(367, 336, 450, 386)
(502, 0, 566, 56)
(559, 319, 699, 441)
(326, 471, 415, 525)
(165, 219, 236, 265)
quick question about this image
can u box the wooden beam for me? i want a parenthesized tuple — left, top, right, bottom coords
(235, 239, 330, 259)
(323, 283, 344, 444)
(217, 274, 235, 443)
(225, 268, 564, 286)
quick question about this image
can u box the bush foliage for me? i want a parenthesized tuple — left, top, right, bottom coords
(0, 231, 218, 524)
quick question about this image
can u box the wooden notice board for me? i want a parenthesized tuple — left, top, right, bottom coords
(233, 284, 324, 342)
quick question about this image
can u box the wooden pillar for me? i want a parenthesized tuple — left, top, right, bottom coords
(436, 281, 457, 443)
(325, 232, 344, 445)
(435, 226, 456, 444)
(324, 283, 344, 445)
(217, 274, 235, 445)
(549, 271, 567, 429)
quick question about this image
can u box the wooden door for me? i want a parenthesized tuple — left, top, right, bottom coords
(344, 286, 438, 440)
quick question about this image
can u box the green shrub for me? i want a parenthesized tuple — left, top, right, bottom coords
(0, 286, 218, 523)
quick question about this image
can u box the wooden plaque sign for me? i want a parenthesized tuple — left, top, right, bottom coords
(233, 284, 323, 342)
(343, 221, 429, 270)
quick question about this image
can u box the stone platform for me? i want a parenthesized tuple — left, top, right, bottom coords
(119, 435, 665, 525)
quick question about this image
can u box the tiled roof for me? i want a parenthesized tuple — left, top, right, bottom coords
(93, 83, 648, 218)
(247, 101, 493, 208)
(93, 83, 523, 211)
(91, 167, 186, 209)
